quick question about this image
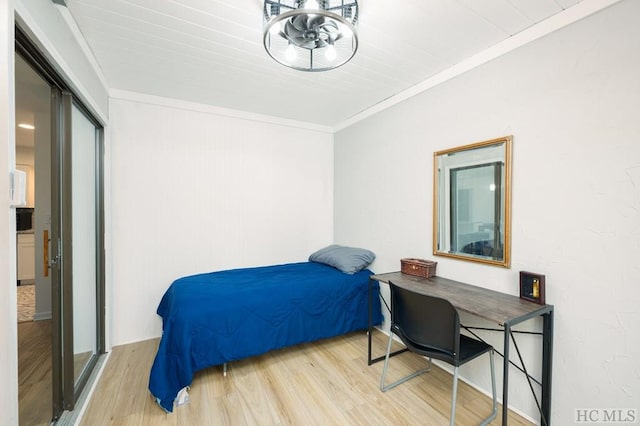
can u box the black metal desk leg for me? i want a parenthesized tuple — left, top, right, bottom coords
(503, 323, 511, 425)
(542, 310, 554, 425)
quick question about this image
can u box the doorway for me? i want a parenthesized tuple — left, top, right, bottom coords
(15, 27, 105, 424)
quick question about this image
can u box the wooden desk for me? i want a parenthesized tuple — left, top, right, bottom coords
(369, 272, 554, 426)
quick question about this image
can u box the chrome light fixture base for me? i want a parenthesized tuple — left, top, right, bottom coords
(263, 0, 359, 72)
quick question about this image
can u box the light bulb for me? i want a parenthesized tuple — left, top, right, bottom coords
(269, 21, 281, 35)
(286, 44, 296, 61)
(304, 0, 319, 9)
(325, 45, 336, 61)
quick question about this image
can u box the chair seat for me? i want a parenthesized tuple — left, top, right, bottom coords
(458, 334, 493, 364)
(397, 328, 492, 366)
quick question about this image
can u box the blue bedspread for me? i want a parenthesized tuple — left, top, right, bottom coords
(148, 261, 382, 412)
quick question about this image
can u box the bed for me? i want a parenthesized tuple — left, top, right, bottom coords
(148, 246, 383, 412)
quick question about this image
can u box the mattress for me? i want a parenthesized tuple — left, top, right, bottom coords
(148, 261, 383, 412)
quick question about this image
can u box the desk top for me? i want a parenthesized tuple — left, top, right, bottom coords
(371, 272, 553, 326)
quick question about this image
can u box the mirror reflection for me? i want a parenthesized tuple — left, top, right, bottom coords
(433, 136, 512, 267)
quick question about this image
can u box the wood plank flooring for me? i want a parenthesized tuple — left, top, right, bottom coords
(18, 319, 53, 426)
(80, 331, 534, 425)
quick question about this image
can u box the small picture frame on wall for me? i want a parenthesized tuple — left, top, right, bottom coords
(519, 271, 546, 304)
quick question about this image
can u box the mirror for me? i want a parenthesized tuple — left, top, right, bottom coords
(433, 136, 512, 267)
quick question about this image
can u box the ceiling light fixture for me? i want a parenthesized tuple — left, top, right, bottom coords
(18, 123, 35, 130)
(263, 0, 359, 72)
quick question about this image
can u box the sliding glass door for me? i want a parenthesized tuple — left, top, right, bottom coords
(53, 91, 105, 413)
(17, 27, 105, 421)
(68, 98, 104, 401)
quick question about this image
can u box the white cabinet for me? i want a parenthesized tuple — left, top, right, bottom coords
(17, 233, 35, 282)
(16, 164, 35, 207)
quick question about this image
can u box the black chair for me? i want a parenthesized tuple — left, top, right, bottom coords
(380, 282, 497, 426)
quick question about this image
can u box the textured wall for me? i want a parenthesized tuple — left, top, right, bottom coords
(334, 1, 640, 423)
(109, 94, 335, 345)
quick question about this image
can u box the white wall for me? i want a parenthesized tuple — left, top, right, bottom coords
(109, 94, 334, 345)
(334, 1, 640, 424)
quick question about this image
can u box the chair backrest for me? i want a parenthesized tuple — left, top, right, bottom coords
(389, 282, 461, 361)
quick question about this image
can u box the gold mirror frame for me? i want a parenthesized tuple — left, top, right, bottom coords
(433, 136, 512, 267)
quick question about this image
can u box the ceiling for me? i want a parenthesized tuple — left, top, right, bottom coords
(61, 0, 597, 128)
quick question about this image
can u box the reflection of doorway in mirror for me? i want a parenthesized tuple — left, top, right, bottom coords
(450, 163, 499, 253)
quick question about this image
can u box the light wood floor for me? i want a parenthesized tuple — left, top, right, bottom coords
(18, 319, 53, 426)
(80, 331, 534, 425)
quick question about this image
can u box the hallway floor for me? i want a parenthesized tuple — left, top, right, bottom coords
(18, 319, 52, 426)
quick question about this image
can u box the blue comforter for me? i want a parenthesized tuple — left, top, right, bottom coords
(149, 261, 382, 412)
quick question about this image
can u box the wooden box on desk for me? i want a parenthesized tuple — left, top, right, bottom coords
(400, 258, 437, 278)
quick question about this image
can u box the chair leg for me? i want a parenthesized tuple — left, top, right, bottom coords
(480, 349, 498, 426)
(379, 331, 394, 391)
(450, 366, 459, 426)
(449, 351, 498, 426)
(380, 332, 431, 392)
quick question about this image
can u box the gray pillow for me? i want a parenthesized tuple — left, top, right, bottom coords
(309, 244, 376, 274)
